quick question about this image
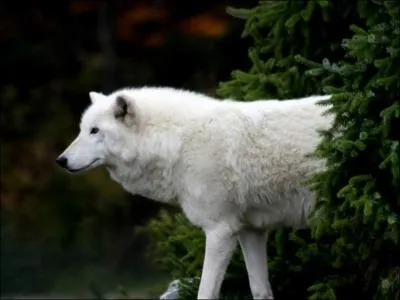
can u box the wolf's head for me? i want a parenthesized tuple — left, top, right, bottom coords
(56, 91, 139, 173)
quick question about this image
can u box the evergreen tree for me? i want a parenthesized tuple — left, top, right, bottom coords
(143, 1, 400, 299)
(218, 0, 361, 100)
(296, 1, 400, 298)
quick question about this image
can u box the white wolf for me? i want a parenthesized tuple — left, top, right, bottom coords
(56, 87, 332, 299)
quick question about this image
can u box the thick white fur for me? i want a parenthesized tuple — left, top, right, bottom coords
(58, 87, 333, 299)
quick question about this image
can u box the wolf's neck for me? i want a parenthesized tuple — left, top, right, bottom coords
(107, 157, 179, 205)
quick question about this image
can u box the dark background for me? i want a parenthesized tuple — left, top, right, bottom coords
(1, 0, 259, 298)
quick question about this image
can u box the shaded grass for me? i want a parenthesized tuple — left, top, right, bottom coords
(5, 265, 171, 299)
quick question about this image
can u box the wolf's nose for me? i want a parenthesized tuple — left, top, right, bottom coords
(56, 156, 68, 168)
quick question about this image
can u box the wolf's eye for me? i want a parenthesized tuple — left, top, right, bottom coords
(90, 127, 99, 135)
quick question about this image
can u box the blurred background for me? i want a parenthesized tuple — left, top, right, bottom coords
(1, 0, 258, 298)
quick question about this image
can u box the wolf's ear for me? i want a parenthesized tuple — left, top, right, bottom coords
(114, 95, 135, 124)
(89, 91, 106, 103)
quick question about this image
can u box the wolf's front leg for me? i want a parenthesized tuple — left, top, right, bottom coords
(197, 225, 237, 299)
(238, 229, 273, 299)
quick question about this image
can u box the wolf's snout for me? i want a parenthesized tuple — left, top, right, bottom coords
(56, 156, 68, 168)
